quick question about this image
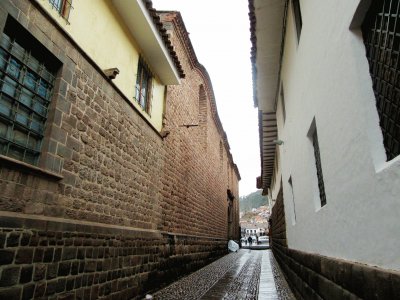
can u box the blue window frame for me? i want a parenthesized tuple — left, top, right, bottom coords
(0, 33, 55, 165)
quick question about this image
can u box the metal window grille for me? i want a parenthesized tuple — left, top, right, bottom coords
(312, 130, 326, 207)
(288, 176, 296, 222)
(362, 0, 400, 160)
(0, 33, 55, 165)
(292, 0, 302, 41)
(48, 0, 73, 22)
(280, 84, 286, 123)
(135, 57, 153, 113)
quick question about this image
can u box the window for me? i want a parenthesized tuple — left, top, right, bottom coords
(0, 18, 57, 166)
(312, 129, 326, 207)
(292, 0, 303, 41)
(288, 176, 296, 224)
(280, 84, 286, 123)
(48, 0, 73, 21)
(135, 57, 153, 113)
(362, 0, 400, 160)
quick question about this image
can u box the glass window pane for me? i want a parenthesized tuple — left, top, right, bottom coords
(13, 129, 28, 147)
(11, 42, 25, 62)
(15, 107, 30, 127)
(0, 48, 8, 71)
(27, 56, 40, 73)
(0, 95, 12, 117)
(24, 151, 37, 164)
(7, 58, 21, 79)
(0, 139, 7, 155)
(19, 88, 33, 108)
(27, 135, 40, 151)
(0, 35, 11, 51)
(23, 71, 38, 91)
(8, 145, 24, 160)
(31, 114, 44, 134)
(0, 122, 7, 138)
(37, 79, 49, 99)
(32, 99, 47, 116)
(2, 76, 18, 97)
(41, 69, 54, 83)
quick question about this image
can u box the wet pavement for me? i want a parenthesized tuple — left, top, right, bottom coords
(151, 249, 295, 300)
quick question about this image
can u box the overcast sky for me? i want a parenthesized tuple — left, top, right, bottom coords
(152, 0, 260, 196)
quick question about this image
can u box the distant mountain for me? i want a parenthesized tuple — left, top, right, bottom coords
(239, 190, 268, 212)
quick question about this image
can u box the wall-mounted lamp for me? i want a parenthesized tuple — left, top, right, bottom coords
(272, 139, 284, 146)
(104, 68, 120, 80)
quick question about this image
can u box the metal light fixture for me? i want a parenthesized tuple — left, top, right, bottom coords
(272, 139, 284, 145)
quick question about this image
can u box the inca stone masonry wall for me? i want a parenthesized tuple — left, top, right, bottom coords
(270, 191, 400, 299)
(0, 1, 240, 299)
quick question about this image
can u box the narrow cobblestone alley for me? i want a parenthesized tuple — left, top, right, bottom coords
(152, 249, 295, 300)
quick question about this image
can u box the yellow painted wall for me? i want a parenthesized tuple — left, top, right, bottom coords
(37, 0, 165, 131)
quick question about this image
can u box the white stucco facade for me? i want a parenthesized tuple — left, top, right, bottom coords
(256, 0, 400, 272)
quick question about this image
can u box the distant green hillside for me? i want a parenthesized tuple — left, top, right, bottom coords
(239, 190, 268, 212)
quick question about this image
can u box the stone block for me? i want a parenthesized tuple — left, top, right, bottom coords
(20, 232, 31, 246)
(66, 277, 75, 291)
(58, 261, 71, 276)
(19, 266, 33, 283)
(47, 263, 58, 280)
(0, 233, 6, 248)
(0, 249, 15, 265)
(44, 247, 54, 262)
(15, 248, 34, 264)
(6, 232, 20, 247)
(0, 266, 20, 286)
(0, 287, 22, 299)
(22, 283, 35, 300)
(34, 264, 46, 281)
(56, 278, 67, 293)
(34, 281, 46, 297)
(46, 279, 58, 296)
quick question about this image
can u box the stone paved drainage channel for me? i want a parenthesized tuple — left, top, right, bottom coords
(151, 249, 295, 300)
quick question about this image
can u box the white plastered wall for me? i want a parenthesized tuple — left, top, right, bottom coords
(279, 0, 400, 271)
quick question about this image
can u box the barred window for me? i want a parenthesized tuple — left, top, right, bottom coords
(280, 83, 286, 123)
(292, 0, 302, 41)
(48, 0, 73, 21)
(312, 130, 326, 207)
(362, 0, 400, 160)
(135, 57, 153, 113)
(0, 33, 55, 165)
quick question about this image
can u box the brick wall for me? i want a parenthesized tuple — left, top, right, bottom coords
(160, 11, 240, 239)
(0, 1, 240, 298)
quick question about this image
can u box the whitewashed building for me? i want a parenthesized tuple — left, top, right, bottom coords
(250, 0, 400, 298)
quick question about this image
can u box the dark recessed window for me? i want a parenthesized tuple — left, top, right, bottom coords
(292, 0, 303, 41)
(0, 18, 58, 165)
(280, 84, 286, 123)
(135, 57, 153, 113)
(288, 176, 296, 222)
(362, 0, 400, 161)
(48, 0, 73, 22)
(312, 130, 326, 207)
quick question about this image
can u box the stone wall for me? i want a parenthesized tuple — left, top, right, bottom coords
(270, 191, 400, 299)
(0, 215, 226, 299)
(0, 0, 240, 299)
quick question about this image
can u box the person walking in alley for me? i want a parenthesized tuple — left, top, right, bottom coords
(247, 236, 252, 245)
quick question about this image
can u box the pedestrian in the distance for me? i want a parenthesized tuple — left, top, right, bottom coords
(247, 236, 252, 245)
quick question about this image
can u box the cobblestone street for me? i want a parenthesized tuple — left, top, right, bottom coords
(152, 249, 295, 300)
